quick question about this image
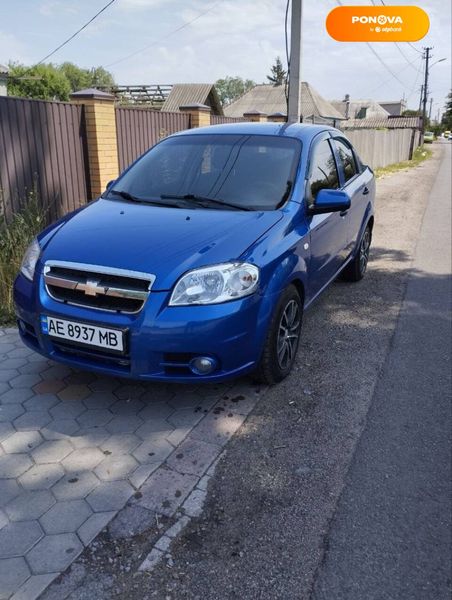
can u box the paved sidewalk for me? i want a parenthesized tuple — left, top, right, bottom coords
(0, 333, 262, 599)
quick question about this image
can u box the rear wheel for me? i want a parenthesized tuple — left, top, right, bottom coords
(342, 225, 372, 282)
(254, 285, 303, 385)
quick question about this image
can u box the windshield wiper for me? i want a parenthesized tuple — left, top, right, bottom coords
(107, 189, 183, 208)
(160, 193, 251, 211)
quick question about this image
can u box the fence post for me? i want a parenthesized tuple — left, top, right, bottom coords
(243, 110, 268, 122)
(179, 103, 211, 128)
(70, 88, 119, 199)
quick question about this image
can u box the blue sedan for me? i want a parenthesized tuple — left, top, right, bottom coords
(14, 123, 375, 384)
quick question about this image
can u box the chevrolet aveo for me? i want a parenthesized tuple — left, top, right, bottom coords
(14, 123, 375, 384)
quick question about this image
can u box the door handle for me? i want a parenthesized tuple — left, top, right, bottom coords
(362, 186, 370, 195)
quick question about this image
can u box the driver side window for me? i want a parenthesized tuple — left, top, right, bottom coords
(309, 140, 339, 201)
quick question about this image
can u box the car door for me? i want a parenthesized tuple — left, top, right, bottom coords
(331, 137, 370, 255)
(306, 134, 349, 299)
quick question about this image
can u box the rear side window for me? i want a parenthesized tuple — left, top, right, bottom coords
(309, 139, 339, 200)
(334, 139, 358, 183)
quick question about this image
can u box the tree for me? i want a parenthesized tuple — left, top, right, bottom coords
(215, 76, 255, 106)
(441, 90, 452, 130)
(8, 63, 72, 101)
(7, 62, 116, 101)
(267, 57, 287, 86)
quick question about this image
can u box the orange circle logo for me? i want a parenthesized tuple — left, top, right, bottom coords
(326, 5, 430, 42)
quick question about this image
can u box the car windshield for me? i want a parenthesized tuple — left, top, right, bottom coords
(106, 134, 301, 211)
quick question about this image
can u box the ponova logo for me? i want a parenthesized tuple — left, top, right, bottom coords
(326, 5, 429, 42)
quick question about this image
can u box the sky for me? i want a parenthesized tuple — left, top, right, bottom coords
(0, 0, 450, 116)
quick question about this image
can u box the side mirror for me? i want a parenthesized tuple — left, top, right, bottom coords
(308, 189, 350, 215)
(106, 179, 116, 190)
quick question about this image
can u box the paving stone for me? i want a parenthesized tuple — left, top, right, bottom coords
(0, 369, 19, 383)
(26, 533, 83, 575)
(9, 373, 42, 389)
(132, 437, 174, 465)
(32, 440, 73, 464)
(0, 520, 43, 557)
(52, 471, 100, 501)
(0, 358, 28, 371)
(188, 411, 246, 446)
(114, 384, 145, 401)
(7, 347, 34, 359)
(167, 391, 205, 409)
(77, 511, 116, 545)
(5, 490, 55, 522)
(129, 463, 159, 489)
(82, 392, 116, 410)
(23, 394, 60, 411)
(2, 431, 43, 454)
(0, 479, 21, 507)
(0, 454, 32, 478)
(86, 480, 134, 512)
(19, 463, 65, 491)
(137, 468, 199, 517)
(165, 515, 191, 539)
(100, 433, 141, 455)
(62, 447, 105, 472)
(19, 361, 50, 375)
(50, 402, 86, 420)
(0, 388, 34, 405)
(10, 572, 59, 600)
(0, 421, 14, 442)
(218, 389, 260, 416)
(94, 455, 139, 481)
(139, 402, 174, 421)
(165, 427, 192, 447)
(33, 380, 66, 395)
(107, 504, 155, 539)
(88, 377, 120, 393)
(58, 385, 90, 402)
(140, 385, 175, 403)
(64, 372, 95, 386)
(0, 343, 15, 354)
(167, 408, 204, 429)
(166, 437, 220, 477)
(0, 404, 24, 423)
(0, 382, 9, 396)
(0, 557, 31, 599)
(40, 500, 92, 534)
(154, 534, 172, 553)
(196, 473, 211, 492)
(40, 419, 80, 440)
(135, 419, 174, 439)
(110, 398, 144, 415)
(70, 428, 109, 449)
(139, 547, 163, 572)
(182, 487, 207, 517)
(14, 411, 52, 431)
(106, 415, 143, 434)
(40, 365, 72, 380)
(0, 508, 7, 529)
(76, 409, 113, 428)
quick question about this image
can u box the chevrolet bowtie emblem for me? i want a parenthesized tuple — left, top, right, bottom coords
(82, 279, 104, 296)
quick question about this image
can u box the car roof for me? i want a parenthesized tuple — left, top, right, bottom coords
(170, 121, 341, 143)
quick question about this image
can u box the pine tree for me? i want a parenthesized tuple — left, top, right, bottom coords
(266, 57, 287, 87)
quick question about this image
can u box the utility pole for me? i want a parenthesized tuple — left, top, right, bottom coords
(422, 47, 432, 131)
(287, 0, 303, 124)
(418, 84, 424, 114)
(429, 97, 433, 121)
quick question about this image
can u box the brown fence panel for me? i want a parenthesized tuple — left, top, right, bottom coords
(210, 115, 246, 124)
(0, 96, 89, 222)
(116, 108, 190, 172)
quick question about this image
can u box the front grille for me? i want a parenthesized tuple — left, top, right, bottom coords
(44, 261, 155, 314)
(53, 340, 131, 371)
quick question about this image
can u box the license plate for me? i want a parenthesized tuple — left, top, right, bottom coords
(41, 316, 124, 352)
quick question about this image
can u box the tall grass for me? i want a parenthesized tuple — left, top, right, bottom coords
(0, 190, 47, 325)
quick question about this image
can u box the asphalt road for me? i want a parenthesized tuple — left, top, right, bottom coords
(129, 143, 451, 600)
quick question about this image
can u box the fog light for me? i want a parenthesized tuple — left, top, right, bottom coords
(189, 356, 217, 375)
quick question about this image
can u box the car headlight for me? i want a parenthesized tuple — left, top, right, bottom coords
(20, 238, 41, 281)
(169, 262, 259, 306)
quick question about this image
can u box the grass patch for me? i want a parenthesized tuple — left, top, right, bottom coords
(375, 145, 432, 178)
(0, 192, 47, 325)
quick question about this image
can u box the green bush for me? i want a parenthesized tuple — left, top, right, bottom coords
(0, 191, 47, 324)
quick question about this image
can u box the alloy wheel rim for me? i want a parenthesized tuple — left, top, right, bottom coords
(277, 299, 301, 370)
(359, 229, 371, 275)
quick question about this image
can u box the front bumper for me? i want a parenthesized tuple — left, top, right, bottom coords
(14, 273, 272, 382)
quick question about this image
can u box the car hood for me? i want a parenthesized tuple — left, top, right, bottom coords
(41, 199, 283, 290)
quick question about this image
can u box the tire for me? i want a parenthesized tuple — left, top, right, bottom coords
(342, 224, 372, 282)
(254, 285, 303, 385)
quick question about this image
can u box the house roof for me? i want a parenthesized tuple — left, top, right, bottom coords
(161, 83, 223, 115)
(224, 83, 344, 121)
(330, 99, 389, 120)
(0, 64, 8, 75)
(340, 116, 421, 129)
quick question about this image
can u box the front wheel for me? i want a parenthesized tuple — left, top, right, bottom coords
(342, 225, 372, 282)
(254, 285, 303, 385)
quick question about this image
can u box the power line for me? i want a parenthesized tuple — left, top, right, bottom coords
(105, 0, 223, 68)
(35, 0, 117, 66)
(377, 0, 424, 58)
